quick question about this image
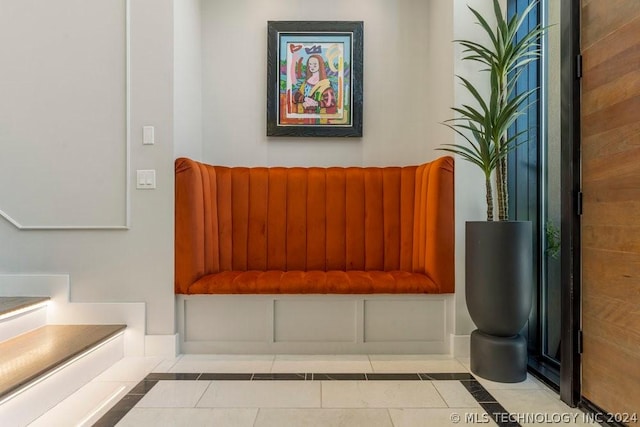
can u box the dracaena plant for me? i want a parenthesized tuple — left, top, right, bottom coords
(439, 0, 545, 221)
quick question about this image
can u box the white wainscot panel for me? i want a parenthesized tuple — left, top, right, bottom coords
(184, 297, 270, 342)
(0, 0, 129, 228)
(274, 299, 357, 343)
(363, 298, 446, 343)
(178, 294, 452, 354)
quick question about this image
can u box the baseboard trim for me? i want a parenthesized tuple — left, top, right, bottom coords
(452, 334, 470, 357)
(145, 334, 178, 357)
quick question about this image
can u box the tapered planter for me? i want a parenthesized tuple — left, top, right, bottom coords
(466, 221, 533, 383)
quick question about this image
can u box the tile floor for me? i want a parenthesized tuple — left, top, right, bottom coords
(29, 354, 598, 427)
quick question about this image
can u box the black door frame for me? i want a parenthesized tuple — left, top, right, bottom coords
(559, 0, 581, 407)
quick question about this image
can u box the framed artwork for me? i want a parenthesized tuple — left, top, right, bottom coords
(267, 21, 363, 137)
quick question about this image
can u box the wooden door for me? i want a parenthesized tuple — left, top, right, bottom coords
(581, 0, 640, 419)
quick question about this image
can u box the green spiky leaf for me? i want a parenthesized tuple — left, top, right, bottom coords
(440, 0, 547, 220)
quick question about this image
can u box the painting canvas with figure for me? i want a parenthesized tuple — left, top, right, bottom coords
(279, 35, 351, 126)
(267, 21, 363, 137)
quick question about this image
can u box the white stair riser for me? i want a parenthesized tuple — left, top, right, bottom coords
(0, 275, 146, 356)
(0, 305, 48, 343)
(0, 333, 124, 426)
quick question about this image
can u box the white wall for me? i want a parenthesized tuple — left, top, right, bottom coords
(0, 0, 491, 344)
(201, 0, 484, 339)
(201, 0, 455, 167)
(0, 0, 175, 335)
(0, 0, 127, 227)
(452, 0, 501, 336)
(174, 0, 203, 160)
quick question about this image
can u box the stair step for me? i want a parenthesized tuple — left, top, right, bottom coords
(0, 296, 50, 344)
(0, 296, 50, 319)
(0, 324, 126, 400)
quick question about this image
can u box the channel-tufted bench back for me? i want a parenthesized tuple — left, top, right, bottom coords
(175, 157, 454, 294)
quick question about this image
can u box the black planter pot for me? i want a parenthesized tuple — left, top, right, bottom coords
(466, 221, 533, 382)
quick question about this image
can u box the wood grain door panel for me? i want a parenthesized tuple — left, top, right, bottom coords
(581, 0, 640, 419)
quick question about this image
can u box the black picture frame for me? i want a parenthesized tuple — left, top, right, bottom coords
(267, 21, 363, 137)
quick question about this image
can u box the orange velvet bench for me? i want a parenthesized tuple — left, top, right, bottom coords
(175, 157, 455, 296)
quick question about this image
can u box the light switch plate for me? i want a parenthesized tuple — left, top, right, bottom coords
(143, 126, 155, 145)
(136, 170, 156, 189)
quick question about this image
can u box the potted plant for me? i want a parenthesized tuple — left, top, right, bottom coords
(439, 0, 545, 382)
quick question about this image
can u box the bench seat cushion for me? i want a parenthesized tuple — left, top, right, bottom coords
(187, 270, 438, 294)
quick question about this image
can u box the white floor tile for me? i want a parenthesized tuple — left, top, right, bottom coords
(196, 380, 321, 408)
(152, 356, 183, 373)
(389, 408, 497, 427)
(272, 354, 373, 373)
(169, 354, 274, 373)
(29, 380, 135, 427)
(321, 380, 447, 408)
(489, 389, 597, 426)
(433, 381, 481, 408)
(93, 357, 165, 382)
(136, 380, 210, 408)
(371, 354, 457, 361)
(457, 357, 471, 371)
(369, 355, 467, 373)
(475, 373, 545, 390)
(34, 353, 580, 425)
(117, 408, 258, 427)
(254, 408, 393, 427)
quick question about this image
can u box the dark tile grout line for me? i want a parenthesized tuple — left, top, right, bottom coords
(459, 380, 521, 427)
(93, 372, 520, 427)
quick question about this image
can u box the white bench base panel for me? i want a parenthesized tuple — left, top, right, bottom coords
(177, 294, 453, 354)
